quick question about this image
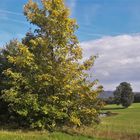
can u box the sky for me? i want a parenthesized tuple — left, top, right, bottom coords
(0, 0, 140, 91)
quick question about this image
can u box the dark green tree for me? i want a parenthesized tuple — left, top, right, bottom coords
(0, 40, 20, 120)
(114, 82, 134, 108)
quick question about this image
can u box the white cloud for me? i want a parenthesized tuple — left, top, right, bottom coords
(81, 34, 140, 91)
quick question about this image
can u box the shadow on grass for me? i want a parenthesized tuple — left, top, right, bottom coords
(102, 107, 124, 110)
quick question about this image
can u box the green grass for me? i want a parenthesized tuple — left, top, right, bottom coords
(0, 131, 105, 140)
(0, 103, 140, 140)
(98, 103, 140, 134)
(63, 103, 140, 140)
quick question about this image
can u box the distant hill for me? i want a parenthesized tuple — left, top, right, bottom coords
(99, 91, 114, 99)
(99, 91, 140, 99)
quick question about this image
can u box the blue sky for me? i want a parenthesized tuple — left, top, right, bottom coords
(69, 0, 140, 41)
(1, 0, 140, 91)
(1, 0, 140, 43)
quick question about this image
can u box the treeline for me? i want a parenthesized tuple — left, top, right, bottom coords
(101, 82, 140, 108)
(103, 93, 140, 104)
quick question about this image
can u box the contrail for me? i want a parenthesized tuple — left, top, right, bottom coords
(0, 9, 23, 16)
(0, 17, 28, 25)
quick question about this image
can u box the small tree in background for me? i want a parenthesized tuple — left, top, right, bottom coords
(114, 82, 134, 108)
(0, 0, 103, 130)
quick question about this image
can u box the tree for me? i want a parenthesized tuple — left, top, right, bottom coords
(0, 0, 103, 130)
(114, 82, 134, 108)
(134, 93, 140, 103)
(0, 40, 20, 121)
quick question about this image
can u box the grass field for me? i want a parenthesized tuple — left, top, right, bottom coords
(62, 103, 140, 140)
(99, 103, 140, 134)
(0, 103, 140, 140)
(0, 131, 105, 140)
(93, 103, 140, 140)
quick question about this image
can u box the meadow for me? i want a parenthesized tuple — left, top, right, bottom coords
(0, 103, 140, 140)
(99, 103, 140, 133)
(0, 131, 105, 140)
(94, 103, 140, 139)
(58, 103, 140, 140)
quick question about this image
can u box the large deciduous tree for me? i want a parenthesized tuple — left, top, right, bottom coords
(0, 0, 103, 130)
(114, 82, 134, 108)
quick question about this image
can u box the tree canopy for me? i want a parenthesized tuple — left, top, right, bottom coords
(114, 82, 134, 108)
(0, 0, 103, 130)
